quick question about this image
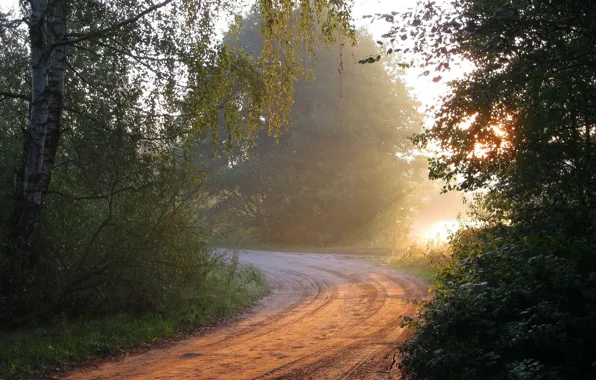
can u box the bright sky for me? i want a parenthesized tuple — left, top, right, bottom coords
(0, 0, 15, 12)
(352, 0, 448, 109)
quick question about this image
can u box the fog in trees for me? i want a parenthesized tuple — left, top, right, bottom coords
(210, 16, 428, 248)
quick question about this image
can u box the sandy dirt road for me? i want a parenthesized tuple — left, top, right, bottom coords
(66, 250, 426, 380)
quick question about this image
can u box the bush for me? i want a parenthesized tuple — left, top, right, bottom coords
(399, 228, 596, 380)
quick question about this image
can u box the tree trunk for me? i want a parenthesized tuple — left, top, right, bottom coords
(43, 1, 66, 191)
(6, 0, 66, 290)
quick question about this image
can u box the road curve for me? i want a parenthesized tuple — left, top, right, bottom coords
(66, 250, 427, 380)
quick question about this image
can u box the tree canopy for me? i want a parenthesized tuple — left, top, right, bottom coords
(396, 0, 596, 229)
(213, 17, 425, 246)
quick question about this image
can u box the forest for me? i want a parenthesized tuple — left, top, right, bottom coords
(2, 0, 596, 379)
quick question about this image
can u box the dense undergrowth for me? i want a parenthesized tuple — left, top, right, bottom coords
(0, 259, 267, 379)
(399, 225, 596, 380)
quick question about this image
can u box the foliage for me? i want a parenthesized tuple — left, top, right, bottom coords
(379, 0, 596, 378)
(396, 0, 596, 225)
(386, 261, 436, 284)
(0, 259, 266, 379)
(0, 0, 353, 326)
(400, 230, 596, 380)
(214, 19, 425, 246)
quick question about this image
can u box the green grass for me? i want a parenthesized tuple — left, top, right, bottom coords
(0, 314, 176, 378)
(0, 264, 268, 379)
(386, 261, 436, 283)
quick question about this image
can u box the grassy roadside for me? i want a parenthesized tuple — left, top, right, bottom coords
(384, 260, 436, 283)
(0, 263, 268, 379)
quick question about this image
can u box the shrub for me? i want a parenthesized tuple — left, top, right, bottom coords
(399, 229, 596, 380)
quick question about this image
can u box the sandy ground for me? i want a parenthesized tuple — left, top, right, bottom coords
(66, 250, 427, 380)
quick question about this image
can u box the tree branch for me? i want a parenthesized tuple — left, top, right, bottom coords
(44, 186, 136, 201)
(52, 0, 176, 48)
(0, 14, 28, 33)
(0, 90, 30, 102)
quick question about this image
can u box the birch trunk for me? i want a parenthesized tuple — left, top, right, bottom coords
(8, 0, 66, 274)
(43, 2, 66, 191)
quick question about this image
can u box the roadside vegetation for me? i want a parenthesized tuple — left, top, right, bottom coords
(385, 241, 448, 283)
(1, 260, 266, 378)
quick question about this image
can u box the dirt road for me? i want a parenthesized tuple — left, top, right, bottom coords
(67, 251, 426, 380)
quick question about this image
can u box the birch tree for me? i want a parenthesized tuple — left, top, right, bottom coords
(0, 0, 353, 324)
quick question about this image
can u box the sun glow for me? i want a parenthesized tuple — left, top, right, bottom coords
(419, 219, 460, 243)
(469, 123, 512, 159)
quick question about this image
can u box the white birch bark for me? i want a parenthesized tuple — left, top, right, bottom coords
(11, 0, 66, 257)
(42, 1, 66, 190)
(20, 0, 49, 207)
